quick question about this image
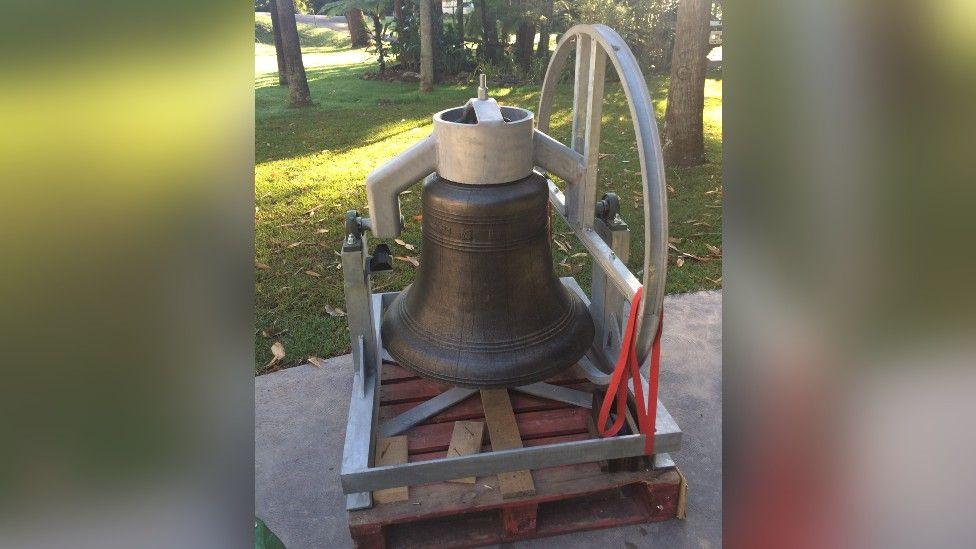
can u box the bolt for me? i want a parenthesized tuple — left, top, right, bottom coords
(478, 74, 488, 100)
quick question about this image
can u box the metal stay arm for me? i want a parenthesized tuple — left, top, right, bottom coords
(365, 134, 436, 238)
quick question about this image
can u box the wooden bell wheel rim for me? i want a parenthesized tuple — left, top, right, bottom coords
(537, 24, 668, 364)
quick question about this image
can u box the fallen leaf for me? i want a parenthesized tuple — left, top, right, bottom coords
(287, 241, 304, 248)
(668, 243, 710, 262)
(413, 215, 423, 222)
(705, 243, 722, 256)
(676, 257, 685, 267)
(305, 270, 321, 278)
(395, 255, 420, 267)
(570, 252, 588, 258)
(667, 184, 676, 194)
(325, 304, 346, 317)
(266, 328, 288, 338)
(394, 238, 416, 251)
(265, 341, 286, 369)
(308, 356, 327, 368)
(255, 261, 270, 270)
(553, 239, 569, 253)
(307, 204, 325, 216)
(316, 228, 329, 234)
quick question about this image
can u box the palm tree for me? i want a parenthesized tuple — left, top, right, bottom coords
(320, 0, 392, 72)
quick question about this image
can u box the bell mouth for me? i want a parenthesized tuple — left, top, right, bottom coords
(435, 105, 533, 125)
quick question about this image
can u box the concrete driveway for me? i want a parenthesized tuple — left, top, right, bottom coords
(256, 12, 348, 33)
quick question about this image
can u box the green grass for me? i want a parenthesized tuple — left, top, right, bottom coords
(255, 13, 349, 50)
(255, 41, 722, 373)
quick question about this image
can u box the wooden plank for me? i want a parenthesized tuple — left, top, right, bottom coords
(379, 378, 451, 405)
(381, 363, 419, 384)
(381, 375, 590, 406)
(403, 407, 590, 455)
(373, 436, 409, 503)
(676, 467, 688, 519)
(480, 389, 536, 499)
(501, 503, 538, 536)
(446, 421, 485, 484)
(348, 465, 680, 525)
(378, 382, 593, 422)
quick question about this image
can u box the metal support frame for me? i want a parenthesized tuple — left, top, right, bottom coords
(339, 24, 678, 510)
(338, 278, 682, 503)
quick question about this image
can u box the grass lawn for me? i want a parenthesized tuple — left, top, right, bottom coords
(254, 22, 722, 373)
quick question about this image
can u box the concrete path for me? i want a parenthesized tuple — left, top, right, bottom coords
(256, 290, 722, 548)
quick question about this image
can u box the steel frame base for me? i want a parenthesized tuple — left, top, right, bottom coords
(340, 280, 682, 511)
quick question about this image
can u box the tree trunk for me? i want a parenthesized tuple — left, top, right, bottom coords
(479, 0, 499, 60)
(514, 22, 536, 72)
(536, 0, 553, 63)
(370, 13, 387, 72)
(394, 0, 405, 28)
(455, 0, 464, 47)
(663, 0, 710, 167)
(346, 9, 369, 48)
(420, 0, 434, 91)
(275, 0, 312, 107)
(431, 0, 443, 81)
(268, 0, 288, 86)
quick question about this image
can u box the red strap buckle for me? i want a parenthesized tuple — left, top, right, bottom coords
(595, 286, 664, 455)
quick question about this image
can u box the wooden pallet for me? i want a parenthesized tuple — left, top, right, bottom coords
(347, 363, 685, 548)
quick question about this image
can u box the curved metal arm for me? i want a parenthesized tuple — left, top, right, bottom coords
(536, 24, 669, 366)
(365, 135, 437, 238)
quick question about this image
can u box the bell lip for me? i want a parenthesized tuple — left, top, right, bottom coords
(385, 349, 581, 389)
(381, 285, 596, 389)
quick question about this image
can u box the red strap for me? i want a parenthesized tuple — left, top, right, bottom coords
(596, 287, 664, 455)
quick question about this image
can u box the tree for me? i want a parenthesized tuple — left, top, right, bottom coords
(455, 0, 465, 47)
(268, 0, 289, 86)
(430, 0, 443, 82)
(536, 0, 553, 63)
(663, 0, 710, 167)
(275, 0, 313, 106)
(514, 21, 536, 72)
(478, 0, 500, 60)
(321, 0, 391, 72)
(393, 0, 404, 30)
(420, 0, 434, 91)
(346, 8, 370, 47)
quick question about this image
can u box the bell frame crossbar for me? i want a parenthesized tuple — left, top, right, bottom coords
(339, 24, 682, 511)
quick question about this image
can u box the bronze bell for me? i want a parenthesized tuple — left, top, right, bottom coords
(367, 80, 594, 388)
